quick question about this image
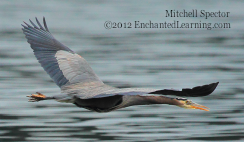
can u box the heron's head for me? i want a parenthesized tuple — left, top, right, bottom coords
(176, 98, 209, 111)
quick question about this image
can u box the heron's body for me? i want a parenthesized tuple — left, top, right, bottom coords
(22, 17, 219, 113)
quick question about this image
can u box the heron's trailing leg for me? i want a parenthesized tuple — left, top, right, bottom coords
(27, 92, 54, 102)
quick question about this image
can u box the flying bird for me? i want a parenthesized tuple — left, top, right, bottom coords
(22, 17, 219, 113)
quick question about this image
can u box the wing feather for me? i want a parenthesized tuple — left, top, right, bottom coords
(22, 17, 103, 88)
(148, 82, 219, 97)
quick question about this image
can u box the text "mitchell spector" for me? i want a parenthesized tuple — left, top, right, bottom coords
(166, 9, 230, 19)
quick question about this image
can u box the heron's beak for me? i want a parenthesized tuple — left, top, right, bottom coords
(190, 103, 209, 111)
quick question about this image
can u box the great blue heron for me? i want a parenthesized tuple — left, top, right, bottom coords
(22, 17, 219, 113)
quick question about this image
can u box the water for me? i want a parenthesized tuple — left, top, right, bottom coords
(0, 0, 244, 141)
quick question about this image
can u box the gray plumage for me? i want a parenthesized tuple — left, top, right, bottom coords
(22, 17, 219, 112)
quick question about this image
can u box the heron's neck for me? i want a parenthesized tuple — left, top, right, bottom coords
(141, 96, 181, 106)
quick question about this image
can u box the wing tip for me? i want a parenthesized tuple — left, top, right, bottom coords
(213, 82, 219, 89)
(207, 81, 219, 95)
(189, 81, 219, 97)
(22, 17, 49, 32)
(43, 16, 49, 32)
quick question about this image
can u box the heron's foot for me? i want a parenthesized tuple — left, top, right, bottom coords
(27, 92, 46, 102)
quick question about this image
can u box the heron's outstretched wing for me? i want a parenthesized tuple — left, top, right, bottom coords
(22, 17, 103, 88)
(91, 82, 219, 99)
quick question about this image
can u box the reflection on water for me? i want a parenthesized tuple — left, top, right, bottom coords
(1, 0, 244, 141)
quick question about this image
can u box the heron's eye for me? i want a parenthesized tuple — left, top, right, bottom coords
(185, 100, 192, 105)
